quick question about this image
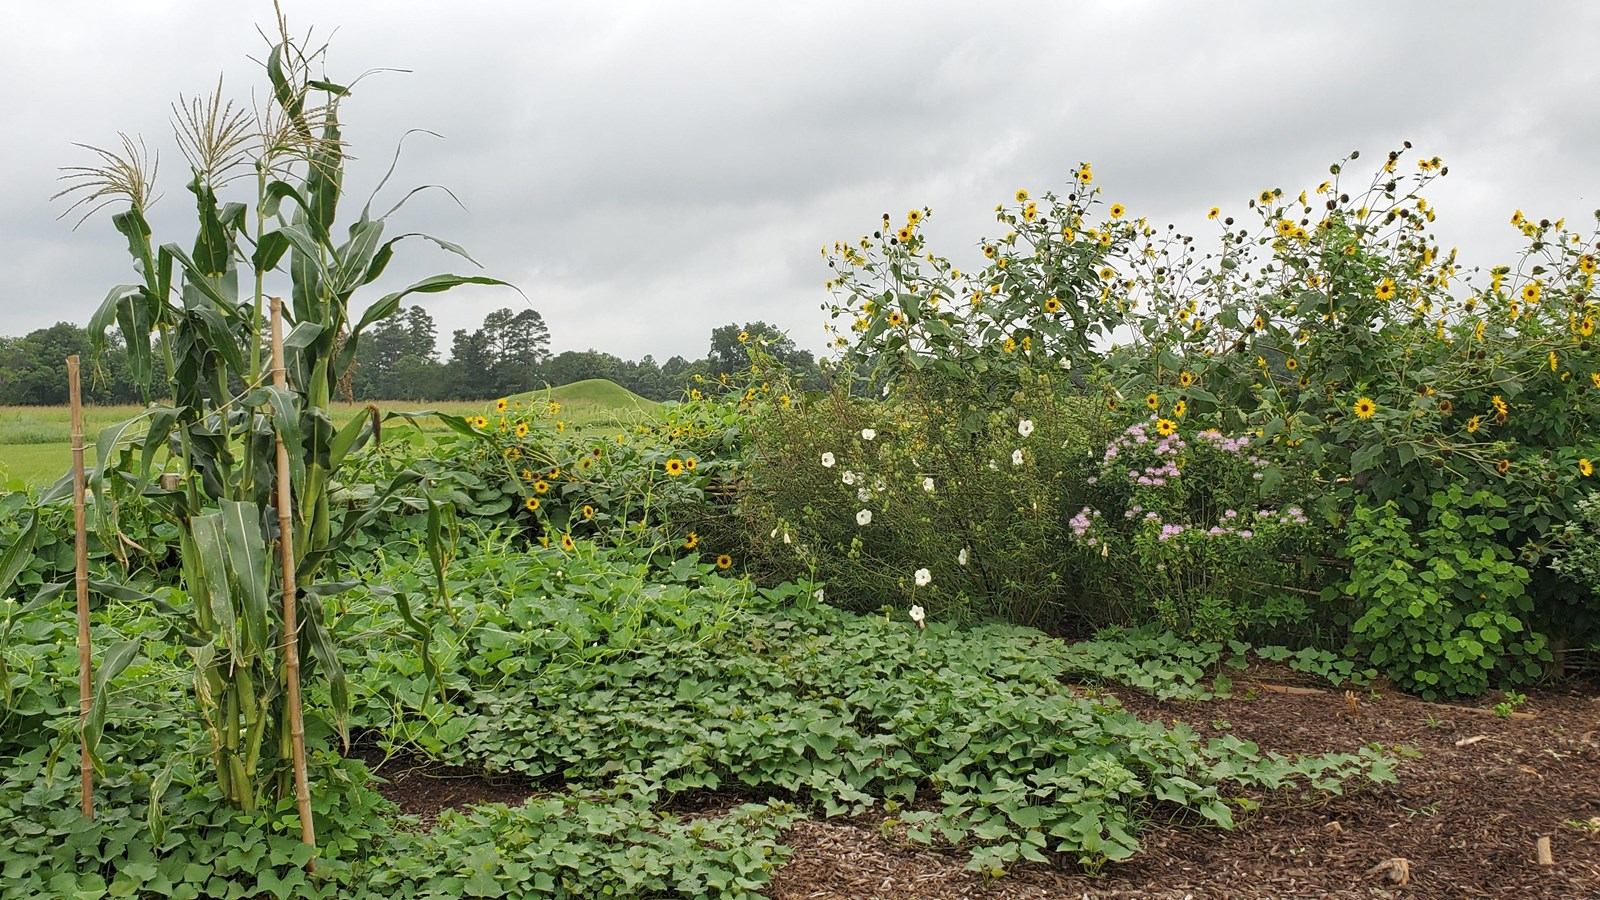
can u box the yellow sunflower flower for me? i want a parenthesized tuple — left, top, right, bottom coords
(716, 554, 733, 570)
(665, 458, 685, 476)
(1353, 397, 1377, 419)
(1155, 418, 1177, 436)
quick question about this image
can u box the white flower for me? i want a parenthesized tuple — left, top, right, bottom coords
(821, 451, 836, 468)
(922, 476, 935, 493)
(909, 604, 926, 624)
(857, 487, 872, 502)
(874, 477, 886, 493)
(1012, 448, 1025, 466)
(856, 509, 873, 526)
(988, 459, 999, 471)
(914, 567, 932, 587)
(842, 471, 856, 486)
(1018, 418, 1035, 438)
(783, 531, 792, 544)
(813, 587, 825, 604)
(861, 428, 876, 441)
(958, 547, 969, 566)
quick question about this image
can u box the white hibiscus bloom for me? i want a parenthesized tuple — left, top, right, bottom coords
(922, 476, 935, 493)
(842, 471, 856, 486)
(1012, 448, 1025, 466)
(821, 451, 836, 468)
(909, 604, 926, 628)
(958, 547, 969, 566)
(856, 509, 873, 526)
(914, 567, 932, 587)
(1018, 419, 1034, 438)
(861, 428, 877, 441)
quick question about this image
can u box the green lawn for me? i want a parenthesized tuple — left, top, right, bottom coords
(0, 382, 662, 488)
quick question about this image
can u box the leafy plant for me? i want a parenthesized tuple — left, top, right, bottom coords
(1338, 487, 1551, 698)
(53, 20, 507, 814)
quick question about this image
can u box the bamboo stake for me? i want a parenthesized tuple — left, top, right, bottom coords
(270, 299, 316, 863)
(68, 355, 93, 819)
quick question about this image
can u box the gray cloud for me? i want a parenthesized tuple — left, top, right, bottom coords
(5, 0, 1598, 362)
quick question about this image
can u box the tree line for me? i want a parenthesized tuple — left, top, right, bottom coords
(0, 308, 823, 405)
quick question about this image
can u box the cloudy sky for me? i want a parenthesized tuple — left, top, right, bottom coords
(4, 1, 1597, 362)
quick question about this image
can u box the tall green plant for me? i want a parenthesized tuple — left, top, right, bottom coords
(50, 21, 508, 812)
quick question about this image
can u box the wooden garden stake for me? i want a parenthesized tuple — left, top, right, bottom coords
(68, 355, 93, 819)
(270, 299, 316, 863)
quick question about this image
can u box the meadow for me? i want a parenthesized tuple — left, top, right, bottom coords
(0, 379, 656, 488)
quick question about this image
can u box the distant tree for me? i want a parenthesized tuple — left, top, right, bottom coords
(539, 349, 622, 389)
(444, 327, 496, 399)
(0, 322, 142, 405)
(354, 305, 441, 399)
(482, 307, 551, 395)
(706, 321, 823, 390)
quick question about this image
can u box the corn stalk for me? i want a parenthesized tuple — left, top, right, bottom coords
(53, 21, 508, 815)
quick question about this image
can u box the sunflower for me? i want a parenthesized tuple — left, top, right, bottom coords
(1172, 400, 1187, 418)
(1155, 418, 1177, 436)
(1015, 189, 1029, 202)
(1099, 266, 1115, 281)
(665, 458, 684, 476)
(1276, 219, 1294, 237)
(548, 467, 561, 479)
(1044, 296, 1062, 314)
(471, 416, 488, 429)
(716, 554, 733, 570)
(1353, 397, 1377, 419)
(533, 479, 550, 494)
(515, 422, 530, 438)
(683, 532, 699, 550)
(1375, 279, 1397, 301)
(1466, 415, 1481, 433)
(983, 245, 997, 259)
(1023, 202, 1038, 222)
(1178, 371, 1195, 387)
(1207, 207, 1220, 220)
(1495, 458, 1511, 475)
(504, 447, 521, 460)
(895, 227, 912, 243)
(549, 402, 562, 415)
(1580, 254, 1597, 275)
(1522, 283, 1541, 303)
(1098, 231, 1112, 247)
(1491, 395, 1509, 417)
(1258, 190, 1274, 205)
(561, 534, 576, 552)
(1003, 337, 1017, 353)
(1285, 357, 1298, 371)
(582, 505, 595, 520)
(1439, 399, 1454, 416)
(908, 209, 923, 225)
(496, 398, 508, 412)
(1580, 458, 1594, 477)
(1076, 164, 1093, 184)
(524, 497, 540, 511)
(1146, 392, 1160, 411)
(556, 421, 566, 432)
(685, 457, 698, 471)
(1252, 315, 1265, 331)
(1109, 203, 1126, 219)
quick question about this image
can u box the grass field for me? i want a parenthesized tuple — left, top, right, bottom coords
(0, 380, 660, 488)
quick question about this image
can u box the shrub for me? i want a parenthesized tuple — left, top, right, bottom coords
(1339, 487, 1550, 698)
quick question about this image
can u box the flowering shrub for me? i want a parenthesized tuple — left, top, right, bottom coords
(740, 371, 1110, 628)
(820, 146, 1600, 690)
(1068, 417, 1322, 642)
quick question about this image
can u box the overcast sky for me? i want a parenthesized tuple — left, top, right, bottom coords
(4, 1, 1598, 362)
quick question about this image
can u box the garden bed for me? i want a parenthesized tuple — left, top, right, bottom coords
(369, 675, 1600, 899)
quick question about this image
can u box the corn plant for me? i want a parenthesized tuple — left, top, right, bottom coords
(49, 19, 507, 813)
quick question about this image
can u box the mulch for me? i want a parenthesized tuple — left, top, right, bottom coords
(363, 673, 1600, 899)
